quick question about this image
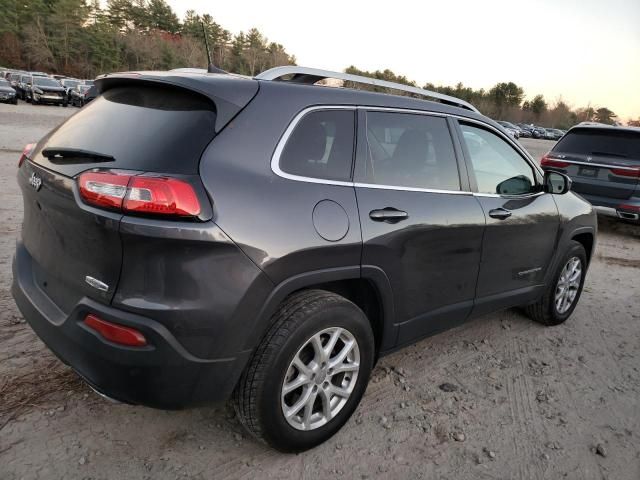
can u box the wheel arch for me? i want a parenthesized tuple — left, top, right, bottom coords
(245, 266, 397, 360)
(571, 230, 595, 264)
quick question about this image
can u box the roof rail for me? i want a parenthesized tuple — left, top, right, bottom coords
(255, 66, 479, 113)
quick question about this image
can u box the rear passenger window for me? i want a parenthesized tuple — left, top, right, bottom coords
(279, 110, 355, 182)
(357, 111, 461, 191)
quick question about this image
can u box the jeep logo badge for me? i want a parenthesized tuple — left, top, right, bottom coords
(29, 172, 42, 191)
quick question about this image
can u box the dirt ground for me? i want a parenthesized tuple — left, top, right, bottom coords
(1, 102, 639, 480)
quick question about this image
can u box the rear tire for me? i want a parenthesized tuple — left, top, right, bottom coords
(234, 289, 374, 452)
(526, 241, 587, 326)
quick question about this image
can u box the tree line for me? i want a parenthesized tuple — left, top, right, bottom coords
(0, 0, 296, 79)
(345, 67, 629, 128)
(1, 1, 634, 127)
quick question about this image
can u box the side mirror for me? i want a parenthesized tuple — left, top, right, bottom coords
(496, 175, 533, 195)
(544, 170, 572, 194)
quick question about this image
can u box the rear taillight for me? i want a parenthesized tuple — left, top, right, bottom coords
(78, 171, 201, 217)
(84, 314, 147, 347)
(610, 167, 640, 178)
(78, 171, 129, 210)
(618, 203, 640, 212)
(125, 176, 200, 216)
(540, 154, 569, 168)
(18, 143, 36, 167)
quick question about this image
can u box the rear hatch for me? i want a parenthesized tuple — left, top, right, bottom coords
(546, 127, 640, 199)
(18, 74, 258, 313)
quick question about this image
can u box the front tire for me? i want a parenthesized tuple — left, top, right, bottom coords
(234, 290, 374, 452)
(526, 241, 587, 326)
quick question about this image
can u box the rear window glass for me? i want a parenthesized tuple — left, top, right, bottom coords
(35, 85, 217, 175)
(554, 129, 640, 159)
(279, 110, 355, 182)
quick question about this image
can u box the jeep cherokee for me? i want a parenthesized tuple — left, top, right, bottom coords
(12, 66, 597, 452)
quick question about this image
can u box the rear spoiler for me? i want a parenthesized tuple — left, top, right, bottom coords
(95, 71, 259, 133)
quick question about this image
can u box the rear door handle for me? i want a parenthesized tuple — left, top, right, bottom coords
(488, 207, 512, 220)
(369, 207, 409, 223)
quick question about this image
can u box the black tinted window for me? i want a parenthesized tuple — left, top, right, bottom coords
(460, 123, 536, 195)
(554, 129, 640, 159)
(34, 85, 216, 176)
(280, 110, 355, 182)
(357, 111, 460, 191)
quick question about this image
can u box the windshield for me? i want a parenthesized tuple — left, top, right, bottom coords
(78, 85, 91, 93)
(62, 80, 80, 87)
(0, 79, 9, 87)
(34, 77, 61, 87)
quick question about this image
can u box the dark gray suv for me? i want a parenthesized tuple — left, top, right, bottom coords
(12, 66, 597, 451)
(541, 124, 640, 222)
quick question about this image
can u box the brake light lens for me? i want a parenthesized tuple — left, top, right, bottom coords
(78, 171, 129, 210)
(610, 167, 640, 178)
(618, 203, 640, 212)
(18, 143, 36, 167)
(124, 176, 200, 216)
(540, 154, 569, 168)
(78, 171, 201, 217)
(84, 314, 147, 347)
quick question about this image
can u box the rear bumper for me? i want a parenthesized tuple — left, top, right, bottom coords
(12, 242, 249, 408)
(578, 191, 640, 216)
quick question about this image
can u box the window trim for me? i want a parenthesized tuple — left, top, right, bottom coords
(270, 105, 543, 198)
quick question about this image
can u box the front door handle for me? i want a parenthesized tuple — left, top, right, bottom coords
(369, 207, 409, 223)
(488, 207, 512, 220)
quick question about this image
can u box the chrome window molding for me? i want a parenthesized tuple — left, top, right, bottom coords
(473, 191, 545, 199)
(270, 105, 545, 198)
(270, 106, 356, 187)
(354, 182, 472, 195)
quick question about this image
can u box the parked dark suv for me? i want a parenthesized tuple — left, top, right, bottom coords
(12, 66, 597, 452)
(541, 124, 640, 222)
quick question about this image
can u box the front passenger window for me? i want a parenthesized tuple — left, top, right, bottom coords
(460, 123, 537, 195)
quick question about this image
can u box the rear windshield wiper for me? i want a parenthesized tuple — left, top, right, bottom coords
(590, 151, 628, 159)
(41, 147, 115, 164)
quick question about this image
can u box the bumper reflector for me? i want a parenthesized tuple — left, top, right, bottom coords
(84, 314, 147, 347)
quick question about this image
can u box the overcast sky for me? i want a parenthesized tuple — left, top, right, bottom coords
(166, 0, 639, 120)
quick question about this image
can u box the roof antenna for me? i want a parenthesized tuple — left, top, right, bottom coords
(201, 21, 227, 74)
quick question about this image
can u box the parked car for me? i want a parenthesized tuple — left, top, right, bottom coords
(546, 128, 564, 141)
(516, 123, 534, 138)
(69, 84, 93, 107)
(60, 78, 82, 97)
(15, 74, 33, 100)
(0, 78, 17, 104)
(6, 71, 26, 89)
(532, 126, 547, 139)
(497, 121, 520, 139)
(13, 66, 596, 452)
(541, 124, 640, 223)
(29, 76, 67, 106)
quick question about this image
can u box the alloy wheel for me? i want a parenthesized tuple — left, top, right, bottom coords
(281, 327, 360, 431)
(555, 256, 582, 314)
